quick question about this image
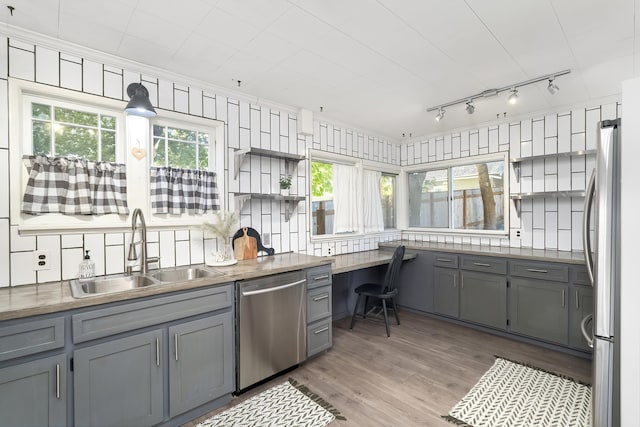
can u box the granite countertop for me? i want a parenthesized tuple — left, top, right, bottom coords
(0, 252, 332, 321)
(378, 240, 586, 265)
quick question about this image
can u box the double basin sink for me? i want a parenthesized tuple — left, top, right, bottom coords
(69, 266, 225, 298)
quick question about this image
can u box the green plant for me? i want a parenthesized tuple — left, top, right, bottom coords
(279, 175, 292, 189)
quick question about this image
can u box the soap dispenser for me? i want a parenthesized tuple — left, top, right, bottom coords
(79, 250, 95, 282)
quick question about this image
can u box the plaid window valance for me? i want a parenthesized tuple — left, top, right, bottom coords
(22, 155, 129, 215)
(150, 167, 220, 214)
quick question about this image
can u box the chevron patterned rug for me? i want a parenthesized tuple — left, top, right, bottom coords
(444, 357, 591, 427)
(196, 378, 345, 427)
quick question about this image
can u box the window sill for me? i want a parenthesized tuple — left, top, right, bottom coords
(310, 229, 401, 243)
(403, 228, 508, 239)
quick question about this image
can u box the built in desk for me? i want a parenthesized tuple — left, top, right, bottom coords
(327, 249, 416, 319)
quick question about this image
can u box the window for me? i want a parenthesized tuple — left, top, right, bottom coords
(381, 174, 396, 229)
(152, 124, 210, 170)
(27, 96, 120, 162)
(310, 152, 399, 237)
(407, 154, 507, 232)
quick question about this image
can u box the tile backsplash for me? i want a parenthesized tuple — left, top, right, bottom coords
(0, 31, 620, 288)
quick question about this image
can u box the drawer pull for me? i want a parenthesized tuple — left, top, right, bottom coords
(527, 268, 548, 273)
(436, 258, 453, 262)
(473, 262, 491, 267)
(313, 326, 329, 334)
(313, 275, 329, 281)
(313, 295, 329, 302)
(56, 363, 60, 399)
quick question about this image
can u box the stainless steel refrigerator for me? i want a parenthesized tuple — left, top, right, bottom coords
(582, 118, 621, 427)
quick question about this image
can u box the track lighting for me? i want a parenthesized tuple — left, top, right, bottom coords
(465, 101, 475, 115)
(426, 69, 570, 121)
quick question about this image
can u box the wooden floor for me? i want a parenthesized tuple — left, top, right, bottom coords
(184, 311, 592, 427)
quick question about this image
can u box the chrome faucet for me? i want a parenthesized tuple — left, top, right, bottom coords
(127, 208, 159, 275)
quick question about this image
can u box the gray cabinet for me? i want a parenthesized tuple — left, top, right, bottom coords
(460, 270, 507, 330)
(433, 266, 459, 318)
(0, 354, 67, 427)
(396, 250, 433, 312)
(510, 277, 569, 345)
(570, 285, 594, 351)
(74, 329, 164, 427)
(306, 265, 333, 358)
(169, 312, 234, 417)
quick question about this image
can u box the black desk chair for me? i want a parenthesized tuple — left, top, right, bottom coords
(349, 245, 405, 337)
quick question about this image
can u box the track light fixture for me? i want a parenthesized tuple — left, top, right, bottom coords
(465, 101, 475, 114)
(426, 69, 570, 121)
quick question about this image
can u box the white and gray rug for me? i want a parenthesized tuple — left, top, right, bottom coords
(196, 378, 345, 427)
(444, 357, 591, 427)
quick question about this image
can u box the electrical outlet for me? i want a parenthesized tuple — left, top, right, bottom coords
(322, 243, 336, 257)
(33, 250, 51, 271)
(262, 232, 270, 246)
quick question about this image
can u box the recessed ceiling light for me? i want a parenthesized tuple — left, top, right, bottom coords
(508, 89, 518, 105)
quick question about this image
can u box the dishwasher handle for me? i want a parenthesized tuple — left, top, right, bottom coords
(241, 279, 306, 296)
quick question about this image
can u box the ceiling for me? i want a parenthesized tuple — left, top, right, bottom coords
(1, 0, 637, 141)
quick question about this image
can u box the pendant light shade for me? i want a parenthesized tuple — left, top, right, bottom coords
(125, 83, 157, 117)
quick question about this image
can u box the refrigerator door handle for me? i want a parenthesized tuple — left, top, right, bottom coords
(580, 313, 594, 348)
(583, 169, 596, 285)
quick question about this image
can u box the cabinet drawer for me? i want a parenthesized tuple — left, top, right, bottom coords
(510, 260, 569, 282)
(571, 265, 590, 285)
(307, 319, 332, 358)
(460, 256, 507, 275)
(307, 286, 331, 324)
(0, 317, 64, 362)
(433, 253, 458, 269)
(72, 284, 233, 343)
(307, 265, 332, 290)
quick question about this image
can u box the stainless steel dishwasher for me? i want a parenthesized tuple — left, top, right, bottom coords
(236, 270, 306, 391)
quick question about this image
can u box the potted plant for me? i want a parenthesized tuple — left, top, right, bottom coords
(202, 211, 238, 264)
(279, 175, 292, 196)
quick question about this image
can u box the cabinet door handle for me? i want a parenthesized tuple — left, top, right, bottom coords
(56, 363, 60, 399)
(527, 268, 548, 273)
(461, 276, 464, 290)
(473, 262, 491, 267)
(436, 258, 453, 262)
(314, 326, 329, 334)
(313, 295, 329, 302)
(453, 275, 457, 288)
(175, 333, 179, 362)
(155, 337, 160, 367)
(562, 289, 566, 307)
(314, 275, 329, 281)
(575, 290, 579, 309)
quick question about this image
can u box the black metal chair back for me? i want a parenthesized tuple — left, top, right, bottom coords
(381, 245, 405, 293)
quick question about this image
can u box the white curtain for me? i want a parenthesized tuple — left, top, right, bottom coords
(363, 169, 384, 233)
(332, 164, 361, 233)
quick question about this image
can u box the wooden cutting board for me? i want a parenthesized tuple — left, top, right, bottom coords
(233, 227, 258, 260)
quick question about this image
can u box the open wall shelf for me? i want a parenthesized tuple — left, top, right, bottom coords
(233, 148, 305, 179)
(511, 149, 596, 181)
(233, 193, 305, 222)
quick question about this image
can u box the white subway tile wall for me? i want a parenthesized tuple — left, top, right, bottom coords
(0, 34, 619, 286)
(400, 103, 620, 250)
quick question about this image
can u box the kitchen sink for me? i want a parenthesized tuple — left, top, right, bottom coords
(69, 274, 160, 298)
(149, 267, 224, 283)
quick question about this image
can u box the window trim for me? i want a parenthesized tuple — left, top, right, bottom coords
(308, 148, 400, 242)
(402, 152, 509, 236)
